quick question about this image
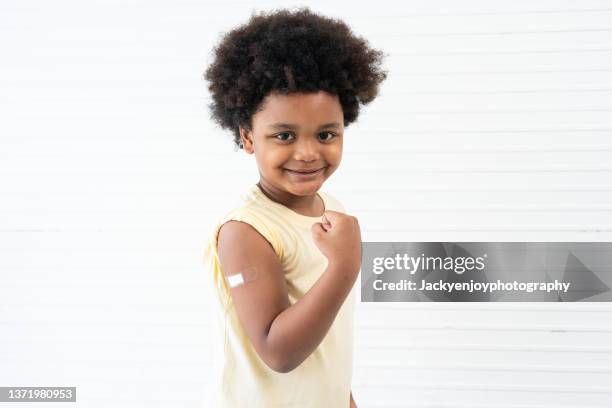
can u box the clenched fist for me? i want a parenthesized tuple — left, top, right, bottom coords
(311, 210, 362, 279)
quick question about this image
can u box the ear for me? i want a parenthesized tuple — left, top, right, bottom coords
(239, 127, 255, 154)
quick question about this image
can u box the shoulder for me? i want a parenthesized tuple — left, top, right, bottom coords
(216, 220, 281, 279)
(214, 203, 285, 260)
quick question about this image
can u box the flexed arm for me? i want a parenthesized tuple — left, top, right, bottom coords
(216, 210, 361, 372)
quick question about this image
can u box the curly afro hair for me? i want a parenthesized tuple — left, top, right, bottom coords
(203, 7, 388, 149)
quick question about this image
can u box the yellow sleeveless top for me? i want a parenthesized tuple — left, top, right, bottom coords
(202, 184, 356, 407)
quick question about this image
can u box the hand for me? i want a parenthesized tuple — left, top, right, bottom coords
(311, 210, 362, 277)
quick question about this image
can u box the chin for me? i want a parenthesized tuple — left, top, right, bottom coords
(285, 181, 324, 195)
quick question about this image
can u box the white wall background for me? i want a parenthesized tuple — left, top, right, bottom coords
(1, 0, 612, 407)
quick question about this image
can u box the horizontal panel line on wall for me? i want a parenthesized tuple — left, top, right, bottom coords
(8, 167, 612, 175)
(3, 226, 612, 232)
(377, 28, 612, 37)
(0, 321, 206, 327)
(362, 404, 602, 408)
(7, 14, 612, 29)
(0, 284, 209, 288)
(4, 18, 612, 33)
(364, 226, 612, 232)
(395, 68, 612, 75)
(5, 88, 612, 100)
(358, 8, 612, 17)
(0, 247, 204, 251)
(356, 363, 612, 373)
(0, 266, 195, 270)
(3, 28, 611, 46)
(391, 88, 612, 95)
(0, 356, 208, 365)
(0, 321, 609, 335)
(334, 187, 612, 192)
(3, 321, 611, 335)
(395, 47, 612, 55)
(358, 344, 612, 353)
(4, 67, 612, 79)
(353, 127, 612, 133)
(2, 341, 611, 354)
(4, 302, 612, 312)
(4, 6, 612, 17)
(2, 358, 609, 374)
(0, 376, 206, 386)
(0, 340, 208, 348)
(3, 186, 612, 194)
(0, 78, 195, 85)
(355, 382, 612, 394)
(357, 207, 612, 212)
(7, 146, 612, 156)
(1, 302, 207, 307)
(356, 325, 612, 333)
(8, 127, 612, 138)
(373, 108, 612, 114)
(6, 132, 612, 140)
(9, 109, 612, 118)
(2, 206, 612, 213)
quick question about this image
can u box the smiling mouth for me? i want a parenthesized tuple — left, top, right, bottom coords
(284, 167, 327, 175)
(284, 167, 326, 174)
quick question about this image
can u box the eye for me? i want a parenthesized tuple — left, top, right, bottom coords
(274, 132, 294, 142)
(319, 132, 336, 142)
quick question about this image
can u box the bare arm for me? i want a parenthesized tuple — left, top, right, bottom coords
(265, 255, 355, 371)
(217, 217, 358, 373)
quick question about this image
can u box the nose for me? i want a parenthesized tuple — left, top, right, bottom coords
(293, 136, 320, 162)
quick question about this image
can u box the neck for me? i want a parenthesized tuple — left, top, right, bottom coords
(256, 180, 323, 217)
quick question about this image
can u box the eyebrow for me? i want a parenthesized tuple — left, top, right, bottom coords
(268, 122, 341, 130)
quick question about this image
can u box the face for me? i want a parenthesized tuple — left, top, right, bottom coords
(239, 90, 344, 198)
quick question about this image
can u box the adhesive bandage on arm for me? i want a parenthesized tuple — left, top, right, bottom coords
(224, 265, 260, 289)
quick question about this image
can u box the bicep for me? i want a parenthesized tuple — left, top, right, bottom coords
(216, 220, 290, 368)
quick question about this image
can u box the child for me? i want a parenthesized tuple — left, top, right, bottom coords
(202, 7, 386, 407)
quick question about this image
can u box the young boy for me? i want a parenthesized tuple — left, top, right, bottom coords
(202, 7, 386, 407)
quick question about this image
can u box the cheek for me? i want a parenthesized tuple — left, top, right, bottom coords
(256, 150, 287, 170)
(327, 145, 343, 166)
